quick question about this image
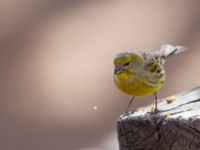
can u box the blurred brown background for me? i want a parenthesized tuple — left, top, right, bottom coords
(1, 0, 200, 150)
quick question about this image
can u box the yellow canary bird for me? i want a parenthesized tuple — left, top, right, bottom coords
(113, 44, 187, 114)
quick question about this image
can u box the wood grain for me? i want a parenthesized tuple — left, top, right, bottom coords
(117, 86, 200, 150)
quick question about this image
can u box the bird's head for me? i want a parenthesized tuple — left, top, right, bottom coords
(113, 52, 143, 75)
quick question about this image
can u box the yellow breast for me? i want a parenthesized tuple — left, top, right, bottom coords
(113, 72, 164, 97)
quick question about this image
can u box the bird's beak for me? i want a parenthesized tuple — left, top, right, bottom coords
(114, 65, 123, 74)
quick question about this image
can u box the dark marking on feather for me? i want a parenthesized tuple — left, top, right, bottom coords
(142, 82, 153, 88)
(147, 80, 157, 84)
(159, 73, 164, 79)
(160, 81, 165, 84)
(151, 65, 158, 73)
(156, 69, 161, 73)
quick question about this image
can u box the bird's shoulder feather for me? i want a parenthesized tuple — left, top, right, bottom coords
(142, 52, 163, 73)
(139, 52, 165, 85)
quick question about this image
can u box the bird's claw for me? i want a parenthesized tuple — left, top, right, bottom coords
(150, 109, 162, 114)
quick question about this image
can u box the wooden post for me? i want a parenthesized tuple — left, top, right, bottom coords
(117, 86, 200, 150)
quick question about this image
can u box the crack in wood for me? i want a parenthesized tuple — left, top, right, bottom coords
(117, 87, 200, 150)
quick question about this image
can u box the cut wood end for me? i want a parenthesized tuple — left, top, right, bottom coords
(117, 86, 200, 150)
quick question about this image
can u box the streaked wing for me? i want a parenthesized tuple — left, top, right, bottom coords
(142, 52, 165, 86)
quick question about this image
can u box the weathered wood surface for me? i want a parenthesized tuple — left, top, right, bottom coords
(117, 86, 200, 150)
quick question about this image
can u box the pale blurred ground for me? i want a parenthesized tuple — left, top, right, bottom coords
(0, 0, 200, 150)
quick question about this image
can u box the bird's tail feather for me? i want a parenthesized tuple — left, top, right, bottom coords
(159, 44, 188, 59)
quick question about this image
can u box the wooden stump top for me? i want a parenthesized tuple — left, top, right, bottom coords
(117, 86, 200, 150)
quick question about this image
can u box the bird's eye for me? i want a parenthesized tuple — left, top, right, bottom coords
(123, 62, 130, 66)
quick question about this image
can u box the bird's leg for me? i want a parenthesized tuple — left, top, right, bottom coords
(125, 97, 135, 114)
(154, 92, 159, 113)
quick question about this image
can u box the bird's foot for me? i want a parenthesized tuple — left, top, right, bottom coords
(148, 108, 163, 114)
